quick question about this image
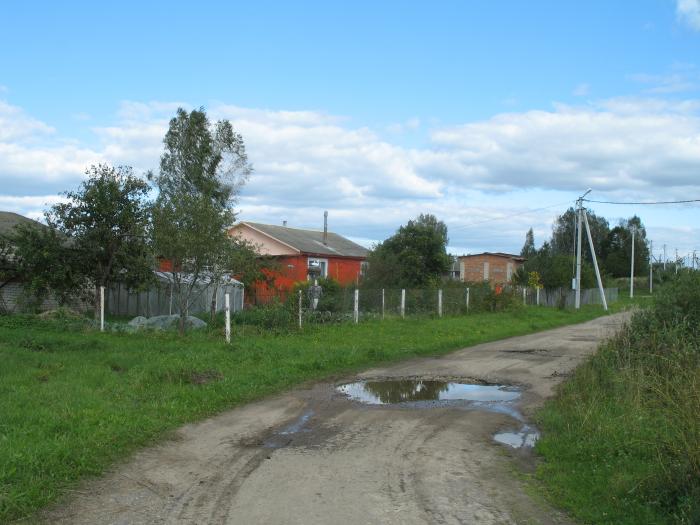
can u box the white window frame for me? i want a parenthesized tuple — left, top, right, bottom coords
(307, 257, 329, 279)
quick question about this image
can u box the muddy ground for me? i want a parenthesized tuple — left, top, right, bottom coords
(42, 313, 628, 525)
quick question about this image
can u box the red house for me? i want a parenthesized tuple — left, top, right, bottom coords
(229, 221, 369, 299)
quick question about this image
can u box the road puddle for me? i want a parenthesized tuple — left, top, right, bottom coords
(263, 409, 314, 448)
(338, 380, 539, 449)
(494, 425, 540, 449)
(337, 380, 520, 406)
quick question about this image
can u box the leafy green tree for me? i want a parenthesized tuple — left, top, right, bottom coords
(150, 107, 252, 333)
(520, 228, 537, 259)
(7, 165, 152, 316)
(4, 222, 84, 310)
(364, 213, 451, 288)
(46, 164, 153, 318)
(601, 216, 649, 278)
(551, 207, 609, 262)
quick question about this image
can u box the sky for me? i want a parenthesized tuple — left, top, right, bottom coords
(2, 0, 700, 262)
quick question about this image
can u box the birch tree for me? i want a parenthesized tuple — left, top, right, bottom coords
(150, 107, 252, 334)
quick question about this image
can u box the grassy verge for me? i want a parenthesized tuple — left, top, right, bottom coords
(1, 305, 610, 522)
(534, 274, 700, 524)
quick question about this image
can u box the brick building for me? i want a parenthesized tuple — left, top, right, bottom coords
(457, 252, 525, 286)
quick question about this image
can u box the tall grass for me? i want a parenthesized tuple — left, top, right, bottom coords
(536, 272, 700, 524)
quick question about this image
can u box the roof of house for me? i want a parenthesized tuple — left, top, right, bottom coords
(0, 211, 44, 236)
(459, 252, 526, 262)
(242, 222, 369, 258)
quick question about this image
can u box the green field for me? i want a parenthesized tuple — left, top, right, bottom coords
(0, 304, 613, 523)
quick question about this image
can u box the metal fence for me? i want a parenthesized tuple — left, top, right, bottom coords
(106, 281, 244, 318)
(244, 285, 618, 329)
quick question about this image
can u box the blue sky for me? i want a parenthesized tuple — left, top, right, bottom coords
(2, 0, 700, 261)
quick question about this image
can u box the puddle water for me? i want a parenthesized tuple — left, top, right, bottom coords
(338, 380, 539, 448)
(338, 380, 519, 405)
(263, 409, 314, 448)
(494, 425, 540, 449)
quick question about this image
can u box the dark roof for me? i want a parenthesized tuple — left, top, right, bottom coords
(460, 252, 526, 262)
(0, 211, 44, 236)
(244, 222, 369, 258)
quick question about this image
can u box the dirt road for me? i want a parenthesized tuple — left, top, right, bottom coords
(44, 313, 628, 525)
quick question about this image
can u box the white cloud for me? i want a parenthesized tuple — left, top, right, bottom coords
(573, 83, 590, 97)
(677, 0, 700, 30)
(1, 96, 699, 254)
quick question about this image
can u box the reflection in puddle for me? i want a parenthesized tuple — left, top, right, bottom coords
(338, 380, 520, 405)
(264, 409, 314, 449)
(494, 425, 540, 449)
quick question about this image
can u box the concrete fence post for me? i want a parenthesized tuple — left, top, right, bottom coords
(225, 293, 231, 343)
(522, 287, 527, 305)
(466, 287, 470, 312)
(438, 289, 443, 317)
(354, 289, 359, 324)
(400, 289, 406, 318)
(381, 288, 385, 320)
(100, 286, 105, 332)
(298, 290, 302, 329)
(536, 287, 540, 306)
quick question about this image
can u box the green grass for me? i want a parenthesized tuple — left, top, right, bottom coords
(0, 305, 611, 523)
(534, 275, 700, 524)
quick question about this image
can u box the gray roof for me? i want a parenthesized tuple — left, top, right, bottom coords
(0, 211, 44, 236)
(244, 222, 369, 258)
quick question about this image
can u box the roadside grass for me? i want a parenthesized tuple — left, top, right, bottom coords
(0, 304, 611, 523)
(534, 274, 700, 524)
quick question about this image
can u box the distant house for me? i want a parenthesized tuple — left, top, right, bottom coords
(229, 221, 369, 297)
(457, 252, 525, 286)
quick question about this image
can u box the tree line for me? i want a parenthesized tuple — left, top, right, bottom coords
(517, 208, 650, 289)
(0, 108, 266, 333)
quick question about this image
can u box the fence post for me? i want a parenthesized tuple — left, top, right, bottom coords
(438, 289, 443, 317)
(100, 286, 105, 332)
(241, 287, 245, 310)
(381, 288, 385, 320)
(466, 287, 470, 312)
(536, 287, 540, 306)
(354, 289, 359, 324)
(523, 287, 527, 305)
(225, 293, 231, 344)
(298, 290, 302, 329)
(401, 289, 406, 318)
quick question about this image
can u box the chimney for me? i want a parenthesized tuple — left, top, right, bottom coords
(282, 220, 287, 227)
(323, 211, 328, 245)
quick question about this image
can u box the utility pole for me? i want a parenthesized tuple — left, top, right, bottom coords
(663, 244, 667, 270)
(649, 240, 653, 294)
(675, 248, 679, 274)
(575, 189, 591, 309)
(630, 226, 636, 299)
(582, 209, 608, 311)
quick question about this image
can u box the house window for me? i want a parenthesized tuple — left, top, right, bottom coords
(307, 258, 328, 279)
(360, 261, 369, 276)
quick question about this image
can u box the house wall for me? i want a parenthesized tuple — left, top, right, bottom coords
(250, 255, 364, 303)
(459, 254, 523, 285)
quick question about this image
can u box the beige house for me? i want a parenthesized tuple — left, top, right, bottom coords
(457, 252, 525, 286)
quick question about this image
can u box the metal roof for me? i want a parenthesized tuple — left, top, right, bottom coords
(243, 222, 369, 258)
(459, 252, 526, 261)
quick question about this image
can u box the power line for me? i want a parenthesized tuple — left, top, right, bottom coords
(583, 198, 700, 205)
(450, 200, 572, 231)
